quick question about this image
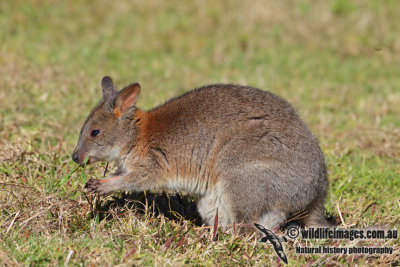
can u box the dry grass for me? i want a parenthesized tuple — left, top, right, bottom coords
(1, 0, 399, 265)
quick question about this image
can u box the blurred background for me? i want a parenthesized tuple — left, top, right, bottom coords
(0, 0, 399, 265)
(1, 0, 399, 146)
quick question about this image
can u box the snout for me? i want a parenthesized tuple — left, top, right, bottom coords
(72, 152, 80, 164)
(72, 149, 87, 164)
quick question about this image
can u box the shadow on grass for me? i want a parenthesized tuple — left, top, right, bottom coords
(90, 192, 203, 226)
(91, 191, 337, 230)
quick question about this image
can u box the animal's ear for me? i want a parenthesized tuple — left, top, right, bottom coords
(115, 83, 141, 116)
(101, 76, 116, 101)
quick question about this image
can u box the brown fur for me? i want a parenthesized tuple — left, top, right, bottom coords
(113, 108, 121, 118)
(73, 77, 330, 229)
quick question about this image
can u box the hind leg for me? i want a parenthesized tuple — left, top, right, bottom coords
(300, 203, 329, 228)
(220, 168, 291, 231)
(197, 184, 234, 227)
(256, 210, 287, 230)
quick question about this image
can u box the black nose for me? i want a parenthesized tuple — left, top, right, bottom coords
(72, 152, 80, 164)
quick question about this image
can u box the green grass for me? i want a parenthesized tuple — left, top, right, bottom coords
(1, 0, 399, 265)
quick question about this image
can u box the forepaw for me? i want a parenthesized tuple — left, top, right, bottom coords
(85, 179, 111, 196)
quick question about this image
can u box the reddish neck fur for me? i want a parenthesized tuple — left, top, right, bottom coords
(134, 108, 166, 148)
(134, 109, 151, 147)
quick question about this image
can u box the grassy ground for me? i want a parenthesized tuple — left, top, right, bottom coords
(1, 0, 399, 265)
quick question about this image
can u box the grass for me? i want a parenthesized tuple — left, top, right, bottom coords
(1, 0, 399, 265)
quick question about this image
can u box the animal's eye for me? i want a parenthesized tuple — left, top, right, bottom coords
(90, 129, 100, 137)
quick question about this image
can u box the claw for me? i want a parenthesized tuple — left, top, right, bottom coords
(85, 179, 107, 195)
